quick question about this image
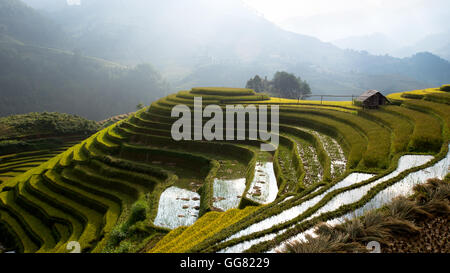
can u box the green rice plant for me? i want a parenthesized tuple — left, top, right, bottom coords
(27, 175, 101, 251)
(149, 226, 188, 252)
(85, 160, 158, 191)
(68, 167, 138, 209)
(278, 110, 365, 169)
(359, 108, 413, 154)
(19, 178, 84, 252)
(92, 129, 120, 154)
(98, 156, 171, 182)
(150, 206, 258, 253)
(424, 92, 450, 105)
(72, 143, 88, 163)
(105, 125, 128, 144)
(191, 87, 256, 96)
(58, 149, 74, 168)
(276, 134, 308, 193)
(280, 127, 325, 187)
(41, 169, 121, 246)
(175, 91, 221, 103)
(0, 207, 39, 253)
(0, 191, 55, 252)
(401, 93, 424, 99)
(44, 169, 119, 222)
(384, 105, 442, 153)
(403, 100, 450, 140)
(13, 183, 71, 252)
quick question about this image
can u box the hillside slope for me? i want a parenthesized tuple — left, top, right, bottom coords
(0, 0, 66, 47)
(0, 41, 169, 120)
(0, 112, 100, 186)
(0, 86, 448, 253)
(0, 0, 170, 120)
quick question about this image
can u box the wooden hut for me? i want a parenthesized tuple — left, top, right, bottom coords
(356, 90, 390, 108)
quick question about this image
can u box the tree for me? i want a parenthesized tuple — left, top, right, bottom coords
(253, 71, 311, 99)
(245, 75, 264, 92)
(272, 71, 311, 99)
(246, 72, 311, 99)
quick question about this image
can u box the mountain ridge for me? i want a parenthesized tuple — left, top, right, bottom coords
(2, 0, 450, 110)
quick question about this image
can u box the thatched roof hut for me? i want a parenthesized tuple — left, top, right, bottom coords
(356, 90, 390, 108)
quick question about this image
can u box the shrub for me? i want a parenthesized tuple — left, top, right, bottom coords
(0, 112, 99, 139)
(107, 223, 129, 247)
(127, 200, 148, 226)
(115, 241, 133, 253)
(353, 100, 363, 107)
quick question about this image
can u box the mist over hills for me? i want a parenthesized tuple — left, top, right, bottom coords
(25, 0, 450, 92)
(0, 0, 66, 47)
(332, 31, 450, 62)
(1, 0, 450, 119)
(332, 33, 401, 56)
(0, 0, 169, 120)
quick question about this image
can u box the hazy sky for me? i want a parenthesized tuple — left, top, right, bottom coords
(242, 0, 450, 43)
(58, 0, 449, 45)
(66, 0, 80, 5)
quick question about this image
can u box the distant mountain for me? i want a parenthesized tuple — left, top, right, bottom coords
(393, 31, 450, 61)
(332, 33, 400, 56)
(0, 41, 169, 120)
(29, 0, 449, 95)
(2, 0, 450, 103)
(0, 0, 170, 120)
(331, 30, 450, 62)
(0, 0, 66, 47)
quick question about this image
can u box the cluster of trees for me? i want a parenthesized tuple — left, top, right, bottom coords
(246, 71, 311, 99)
(0, 111, 101, 155)
(0, 112, 100, 140)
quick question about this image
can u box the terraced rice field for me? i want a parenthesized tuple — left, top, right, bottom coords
(0, 138, 85, 185)
(0, 86, 448, 253)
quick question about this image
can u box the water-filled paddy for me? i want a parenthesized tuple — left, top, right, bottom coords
(154, 186, 201, 229)
(246, 162, 278, 204)
(213, 178, 246, 211)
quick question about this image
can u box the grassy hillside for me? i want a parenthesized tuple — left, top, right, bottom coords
(0, 86, 448, 253)
(0, 112, 99, 140)
(0, 112, 100, 187)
